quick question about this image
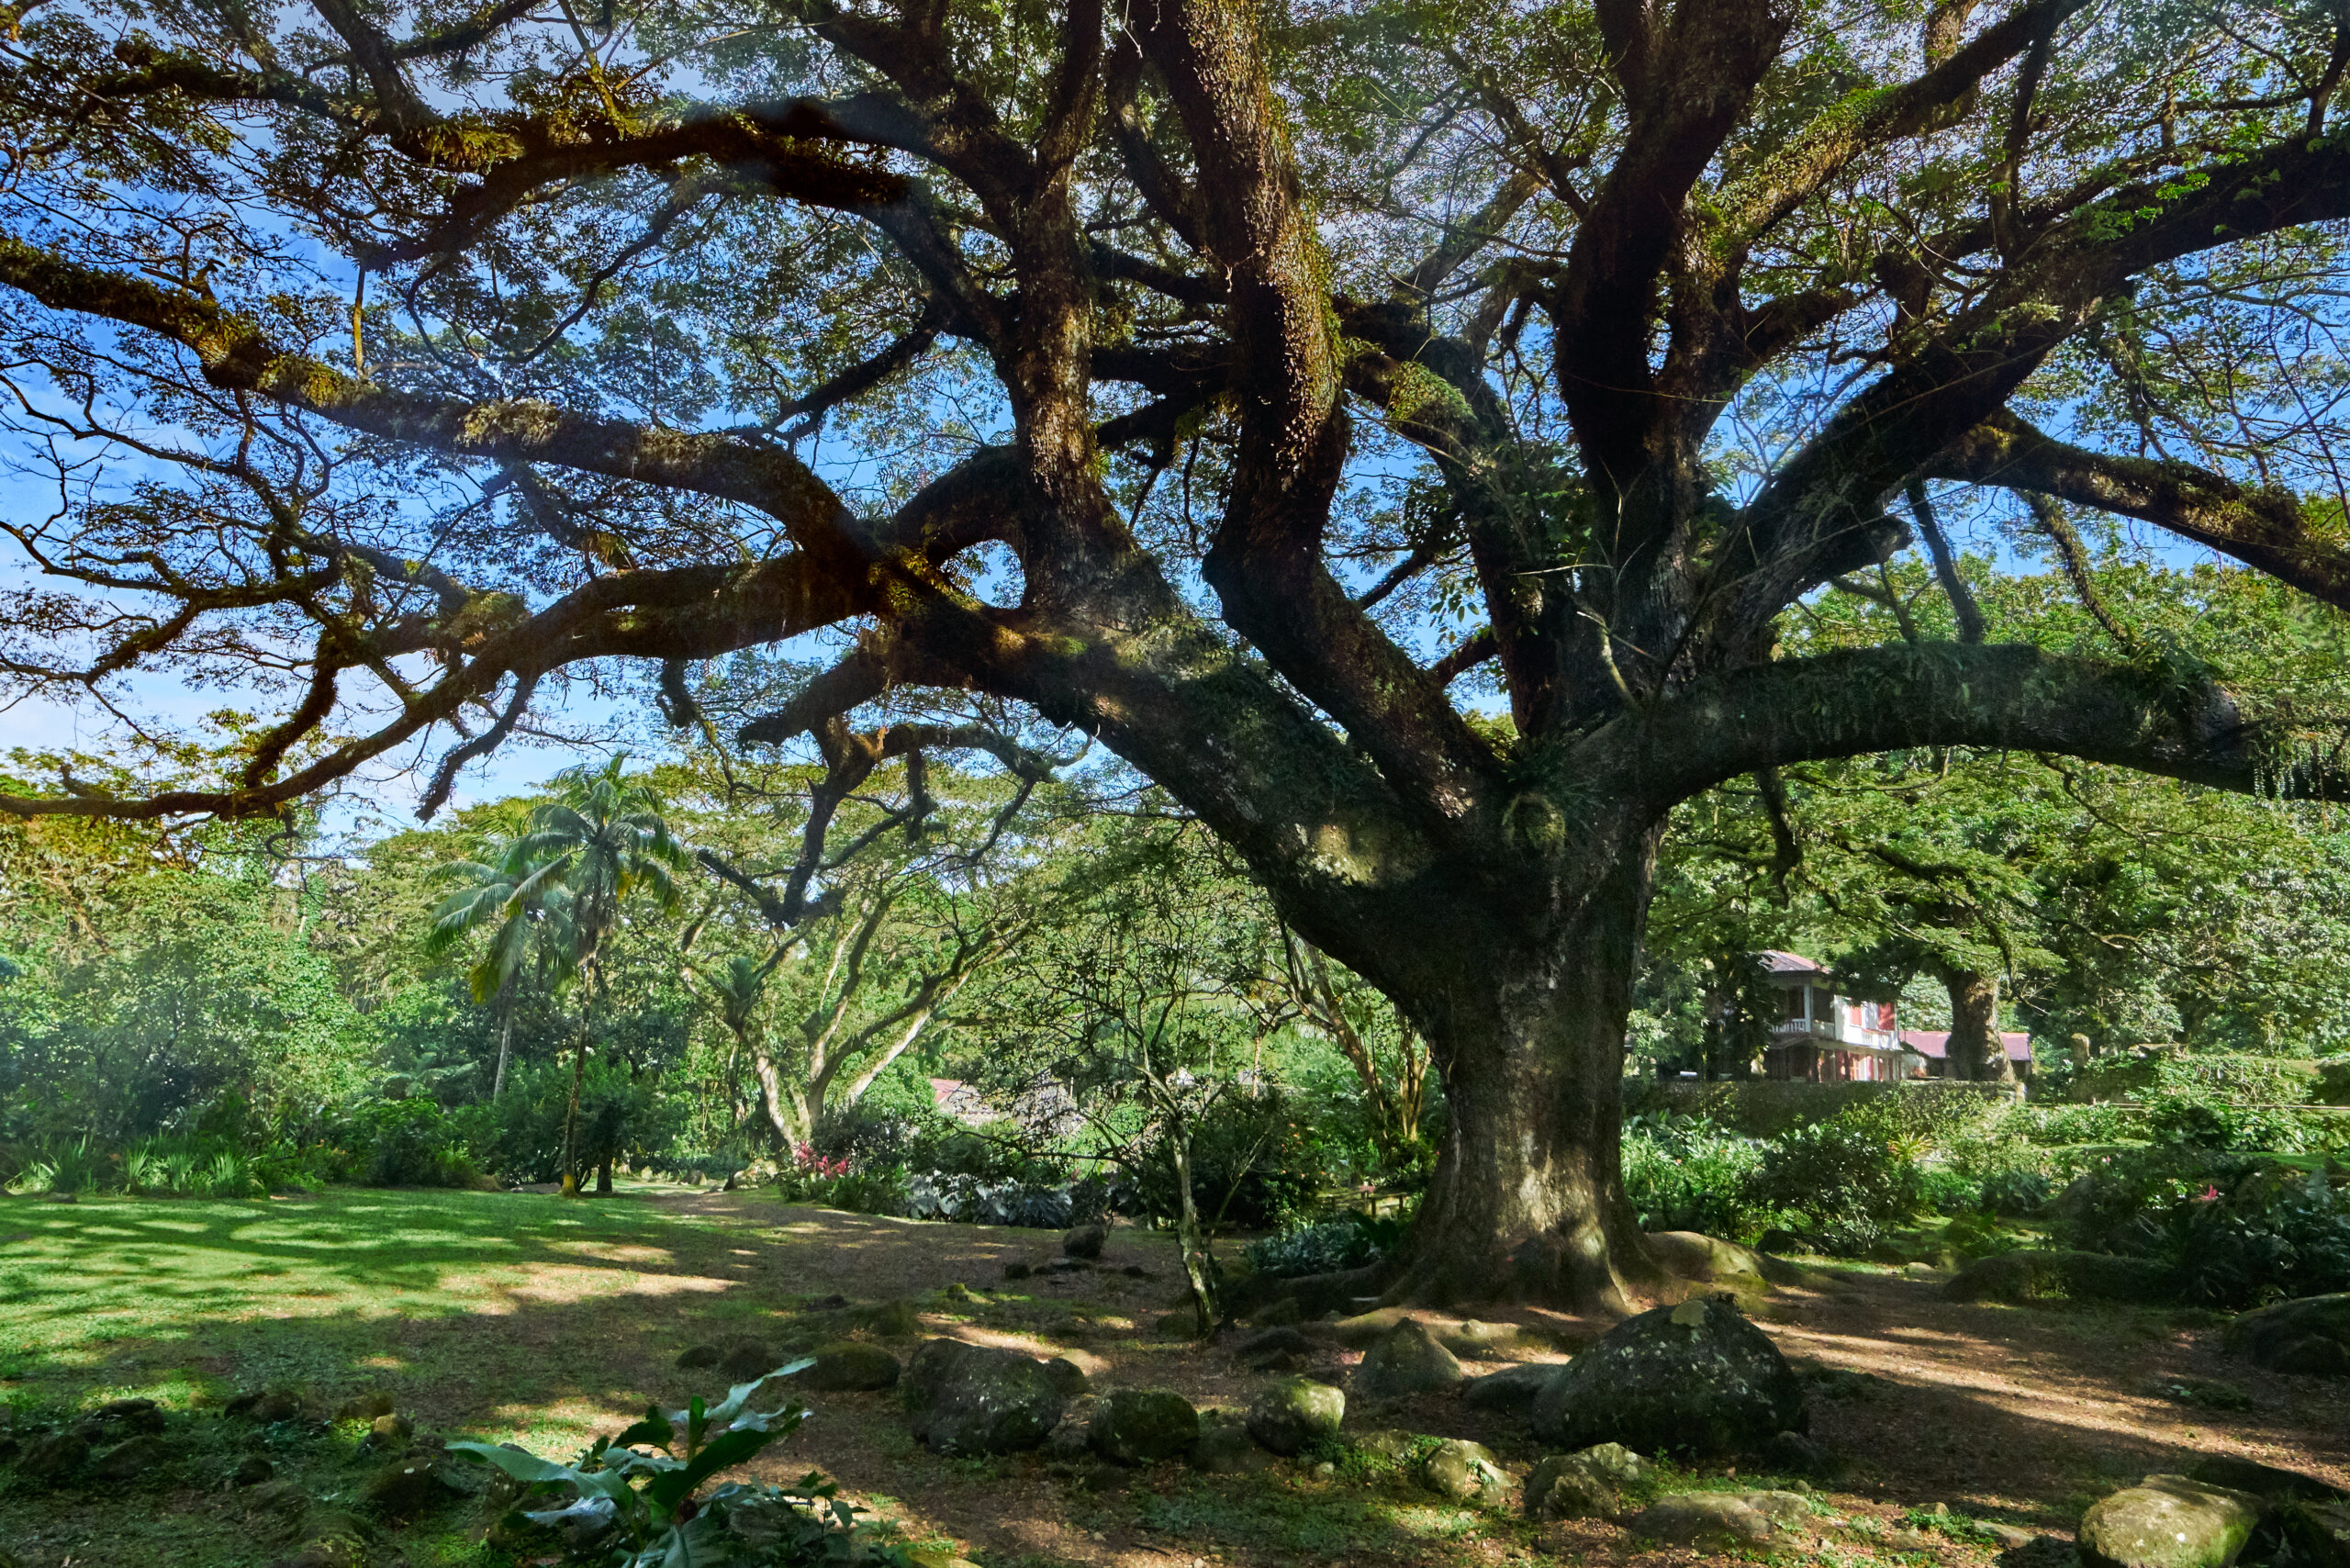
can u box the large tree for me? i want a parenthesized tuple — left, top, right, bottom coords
(6, 0, 2350, 1305)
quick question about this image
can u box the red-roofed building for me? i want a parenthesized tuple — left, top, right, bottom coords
(1898, 1030, 2034, 1081)
(1756, 951, 1908, 1081)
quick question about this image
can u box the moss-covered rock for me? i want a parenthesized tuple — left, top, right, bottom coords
(2224, 1293, 2350, 1375)
(901, 1338, 1065, 1455)
(1092, 1389, 1199, 1465)
(2077, 1474, 2265, 1568)
(1353, 1318, 1464, 1398)
(803, 1340, 901, 1392)
(1524, 1442, 1651, 1522)
(1530, 1298, 1803, 1458)
(1627, 1491, 1808, 1550)
(1243, 1376, 1344, 1455)
(1417, 1439, 1507, 1506)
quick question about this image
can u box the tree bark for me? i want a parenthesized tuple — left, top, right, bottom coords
(1939, 967, 2011, 1082)
(490, 974, 515, 1101)
(1168, 1119, 1219, 1336)
(1378, 846, 1668, 1314)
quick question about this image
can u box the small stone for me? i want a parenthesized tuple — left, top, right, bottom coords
(1092, 1389, 1200, 1465)
(228, 1389, 305, 1424)
(1063, 1225, 1108, 1260)
(90, 1433, 170, 1482)
(367, 1413, 412, 1449)
(1244, 1376, 1344, 1455)
(1121, 1264, 1154, 1279)
(233, 1456, 275, 1487)
(2077, 1473, 2265, 1568)
(1353, 1318, 1464, 1399)
(802, 1341, 901, 1393)
(717, 1338, 778, 1384)
(1003, 1261, 1033, 1281)
(333, 1392, 396, 1422)
(1418, 1439, 1508, 1506)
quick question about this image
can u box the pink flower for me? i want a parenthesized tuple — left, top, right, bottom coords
(2196, 1184, 2221, 1203)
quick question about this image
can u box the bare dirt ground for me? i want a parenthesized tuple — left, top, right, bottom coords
(4, 1184, 2344, 1568)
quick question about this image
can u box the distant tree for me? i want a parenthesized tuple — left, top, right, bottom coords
(424, 838, 575, 1101)
(512, 758, 687, 1195)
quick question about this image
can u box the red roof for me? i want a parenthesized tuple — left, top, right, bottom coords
(1759, 950, 1829, 977)
(1898, 1030, 2032, 1062)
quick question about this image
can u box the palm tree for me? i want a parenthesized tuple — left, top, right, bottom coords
(515, 756, 687, 1195)
(424, 839, 574, 1102)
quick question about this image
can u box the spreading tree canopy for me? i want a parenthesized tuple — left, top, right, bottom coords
(6, 0, 2350, 1304)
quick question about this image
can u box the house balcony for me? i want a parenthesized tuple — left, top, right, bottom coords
(1768, 1018, 1901, 1052)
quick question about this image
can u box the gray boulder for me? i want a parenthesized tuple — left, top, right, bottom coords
(2077, 1474, 2265, 1568)
(901, 1338, 1066, 1455)
(1354, 1319, 1464, 1399)
(1062, 1225, 1108, 1260)
(1244, 1376, 1345, 1455)
(1524, 1442, 1651, 1522)
(1044, 1357, 1090, 1398)
(1417, 1439, 1508, 1506)
(1092, 1389, 1200, 1465)
(1628, 1491, 1810, 1550)
(675, 1344, 722, 1370)
(1529, 1297, 1804, 1458)
(232, 1456, 275, 1487)
(803, 1341, 901, 1393)
(2224, 1293, 2350, 1376)
(334, 1393, 396, 1422)
(1461, 1361, 1563, 1416)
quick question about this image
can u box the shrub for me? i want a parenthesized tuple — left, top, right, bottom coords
(1621, 1113, 1772, 1239)
(2154, 1164, 2350, 1307)
(1978, 1167, 2053, 1217)
(1132, 1090, 1327, 1232)
(331, 1098, 482, 1187)
(1751, 1114, 1923, 1257)
(1243, 1213, 1404, 1277)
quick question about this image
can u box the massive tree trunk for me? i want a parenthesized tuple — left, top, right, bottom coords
(1937, 966, 2012, 1082)
(1377, 845, 1668, 1313)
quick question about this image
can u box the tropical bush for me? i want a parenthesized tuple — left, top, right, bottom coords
(1621, 1113, 1772, 1238)
(453, 1369, 918, 1568)
(1751, 1115, 1925, 1256)
(1243, 1213, 1405, 1277)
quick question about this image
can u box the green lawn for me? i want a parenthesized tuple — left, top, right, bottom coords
(0, 1185, 822, 1565)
